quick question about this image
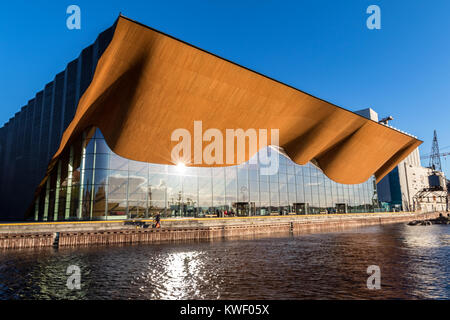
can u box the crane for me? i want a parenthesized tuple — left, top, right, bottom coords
(421, 152, 450, 160)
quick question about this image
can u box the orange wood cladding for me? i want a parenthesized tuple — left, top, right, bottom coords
(49, 16, 421, 185)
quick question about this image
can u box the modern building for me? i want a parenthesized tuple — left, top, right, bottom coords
(0, 16, 422, 221)
(354, 108, 448, 212)
(0, 24, 115, 221)
(28, 128, 381, 221)
(377, 148, 447, 212)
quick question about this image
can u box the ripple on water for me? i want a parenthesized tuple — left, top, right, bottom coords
(0, 223, 448, 300)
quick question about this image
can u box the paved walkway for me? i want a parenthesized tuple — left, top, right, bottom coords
(0, 211, 437, 234)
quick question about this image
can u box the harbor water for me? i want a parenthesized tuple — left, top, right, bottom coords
(0, 223, 448, 299)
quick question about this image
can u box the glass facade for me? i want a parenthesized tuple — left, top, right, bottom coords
(30, 127, 381, 221)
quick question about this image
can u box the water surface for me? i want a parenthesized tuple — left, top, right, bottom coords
(0, 223, 448, 299)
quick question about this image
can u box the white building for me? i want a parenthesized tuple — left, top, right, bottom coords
(356, 108, 447, 212)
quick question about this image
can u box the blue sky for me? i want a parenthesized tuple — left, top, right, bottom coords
(1, 0, 449, 176)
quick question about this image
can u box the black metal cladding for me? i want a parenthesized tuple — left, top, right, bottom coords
(0, 127, 4, 196)
(24, 99, 36, 202)
(63, 60, 78, 132)
(31, 91, 44, 191)
(48, 72, 65, 161)
(1, 120, 14, 218)
(0, 25, 115, 221)
(38, 83, 53, 178)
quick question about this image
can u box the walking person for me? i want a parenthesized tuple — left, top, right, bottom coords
(153, 212, 161, 228)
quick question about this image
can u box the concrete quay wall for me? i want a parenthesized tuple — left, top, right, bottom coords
(0, 212, 441, 249)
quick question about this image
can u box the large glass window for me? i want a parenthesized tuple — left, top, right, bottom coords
(32, 127, 382, 220)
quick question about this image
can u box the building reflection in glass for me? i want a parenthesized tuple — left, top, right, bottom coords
(30, 127, 380, 221)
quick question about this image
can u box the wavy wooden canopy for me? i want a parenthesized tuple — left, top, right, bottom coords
(51, 16, 421, 184)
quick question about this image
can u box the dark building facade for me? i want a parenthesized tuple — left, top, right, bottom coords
(0, 25, 115, 220)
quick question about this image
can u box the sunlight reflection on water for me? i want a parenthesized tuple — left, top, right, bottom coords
(0, 223, 448, 300)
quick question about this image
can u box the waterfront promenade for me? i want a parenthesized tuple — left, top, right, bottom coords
(0, 211, 440, 249)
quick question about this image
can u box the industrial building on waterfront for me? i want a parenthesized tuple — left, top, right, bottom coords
(356, 108, 448, 212)
(377, 148, 447, 212)
(0, 16, 422, 221)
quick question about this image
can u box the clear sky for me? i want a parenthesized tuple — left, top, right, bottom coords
(1, 0, 449, 176)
